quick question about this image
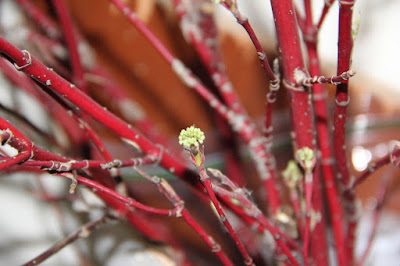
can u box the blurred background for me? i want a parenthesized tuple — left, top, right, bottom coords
(0, 0, 399, 265)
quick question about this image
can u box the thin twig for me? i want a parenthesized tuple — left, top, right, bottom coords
(22, 215, 113, 266)
(133, 167, 234, 266)
(297, 70, 356, 86)
(356, 168, 392, 266)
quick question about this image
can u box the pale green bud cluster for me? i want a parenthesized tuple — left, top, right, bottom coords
(282, 160, 302, 187)
(296, 147, 315, 170)
(178, 125, 205, 148)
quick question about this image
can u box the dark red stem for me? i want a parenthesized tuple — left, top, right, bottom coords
(269, 0, 328, 264)
(334, 1, 355, 263)
(302, 0, 348, 264)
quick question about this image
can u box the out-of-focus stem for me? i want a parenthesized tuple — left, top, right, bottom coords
(350, 146, 400, 190)
(317, 0, 335, 30)
(22, 215, 113, 266)
(356, 169, 391, 266)
(15, 0, 61, 39)
(50, 0, 86, 90)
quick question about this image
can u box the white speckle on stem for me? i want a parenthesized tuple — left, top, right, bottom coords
(171, 59, 197, 88)
(210, 99, 218, 108)
(123, 7, 130, 15)
(220, 82, 233, 92)
(121, 137, 142, 153)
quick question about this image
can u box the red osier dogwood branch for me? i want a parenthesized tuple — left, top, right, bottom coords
(0, 0, 398, 265)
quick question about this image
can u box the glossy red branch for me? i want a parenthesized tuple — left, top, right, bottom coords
(333, 1, 356, 263)
(270, 0, 328, 264)
(301, 0, 348, 264)
(0, 37, 190, 181)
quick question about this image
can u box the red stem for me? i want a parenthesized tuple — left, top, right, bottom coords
(0, 121, 174, 217)
(50, 0, 86, 90)
(334, 0, 354, 189)
(22, 215, 111, 266)
(196, 162, 253, 265)
(180, 208, 234, 266)
(15, 0, 61, 39)
(87, 67, 171, 148)
(0, 58, 84, 147)
(317, 0, 335, 30)
(334, 1, 355, 263)
(269, 0, 328, 264)
(111, 0, 281, 214)
(209, 169, 300, 263)
(357, 169, 391, 266)
(22, 155, 155, 171)
(0, 117, 33, 170)
(134, 167, 234, 266)
(71, 174, 178, 216)
(233, 12, 276, 82)
(27, 32, 71, 77)
(0, 37, 190, 180)
(350, 146, 400, 190)
(302, 0, 348, 264)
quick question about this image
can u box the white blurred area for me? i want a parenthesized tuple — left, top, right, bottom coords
(232, 0, 400, 94)
(0, 0, 400, 265)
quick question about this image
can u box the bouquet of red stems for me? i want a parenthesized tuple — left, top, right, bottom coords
(0, 0, 399, 265)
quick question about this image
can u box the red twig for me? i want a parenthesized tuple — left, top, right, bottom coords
(219, 1, 277, 82)
(0, 102, 59, 148)
(22, 215, 113, 266)
(0, 118, 33, 171)
(0, 37, 190, 180)
(21, 155, 156, 171)
(349, 145, 400, 190)
(209, 168, 300, 265)
(317, 0, 335, 30)
(0, 96, 187, 246)
(333, 1, 356, 263)
(86, 67, 171, 148)
(173, 0, 281, 212)
(62, 172, 180, 217)
(301, 0, 348, 264)
(269, 0, 328, 264)
(27, 32, 70, 77)
(15, 0, 61, 39)
(187, 146, 254, 265)
(134, 167, 234, 266)
(334, 0, 355, 189)
(0, 57, 84, 148)
(49, 0, 86, 90)
(174, 0, 246, 115)
(356, 169, 392, 266)
(111, 0, 282, 215)
(217, 2, 283, 214)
